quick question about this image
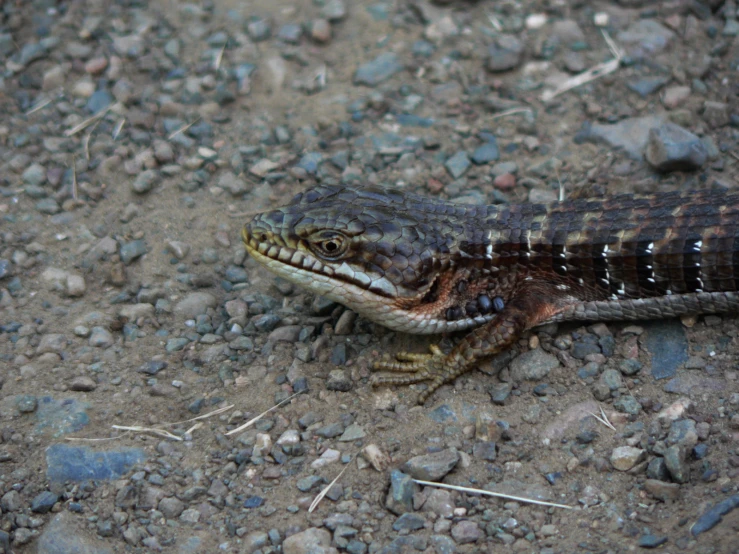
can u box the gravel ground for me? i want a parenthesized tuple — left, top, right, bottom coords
(1, 0, 739, 552)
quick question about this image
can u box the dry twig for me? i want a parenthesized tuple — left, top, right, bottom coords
(414, 480, 574, 510)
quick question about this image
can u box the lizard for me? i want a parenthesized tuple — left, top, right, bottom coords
(242, 184, 739, 403)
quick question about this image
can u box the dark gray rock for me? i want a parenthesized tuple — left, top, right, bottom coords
(402, 448, 459, 481)
(664, 444, 689, 483)
(627, 76, 670, 97)
(392, 512, 425, 531)
(642, 321, 689, 380)
(385, 470, 416, 515)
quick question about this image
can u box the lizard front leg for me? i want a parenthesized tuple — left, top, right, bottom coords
(372, 301, 533, 404)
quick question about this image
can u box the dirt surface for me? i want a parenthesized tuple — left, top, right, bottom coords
(1, 0, 739, 552)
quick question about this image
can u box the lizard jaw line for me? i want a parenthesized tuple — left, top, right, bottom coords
(244, 242, 492, 334)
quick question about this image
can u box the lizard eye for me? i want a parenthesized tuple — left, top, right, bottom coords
(310, 231, 348, 259)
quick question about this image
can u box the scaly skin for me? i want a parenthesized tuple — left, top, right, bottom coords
(243, 184, 739, 403)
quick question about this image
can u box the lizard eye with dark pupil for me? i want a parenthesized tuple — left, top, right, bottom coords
(324, 241, 338, 252)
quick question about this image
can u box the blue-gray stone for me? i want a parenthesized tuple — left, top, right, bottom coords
(627, 76, 670, 97)
(35, 198, 60, 214)
(0, 259, 9, 279)
(691, 495, 739, 536)
(366, 4, 389, 21)
(244, 495, 264, 508)
(37, 512, 113, 554)
(353, 52, 403, 86)
(132, 169, 159, 194)
(613, 395, 642, 415)
(638, 534, 668, 548)
(166, 337, 190, 352)
(22, 163, 46, 186)
(17, 394, 38, 413)
(46, 444, 146, 482)
(471, 142, 499, 165)
(278, 24, 302, 43)
(86, 90, 113, 114)
(35, 396, 89, 437)
(296, 152, 323, 174)
(225, 265, 248, 283)
(119, 239, 147, 265)
(296, 475, 325, 492)
(396, 114, 434, 127)
(412, 40, 435, 57)
(618, 358, 642, 375)
(428, 404, 457, 423)
(246, 17, 271, 41)
(16, 42, 48, 67)
(392, 512, 426, 531)
(253, 313, 282, 332)
(445, 151, 471, 178)
(386, 470, 415, 515)
(642, 321, 688, 379)
(31, 491, 59, 513)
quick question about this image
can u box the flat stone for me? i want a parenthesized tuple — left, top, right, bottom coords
(37, 512, 113, 554)
(402, 448, 459, 481)
(353, 52, 403, 86)
(691, 494, 739, 536)
(645, 122, 707, 172)
(444, 151, 471, 178)
(46, 444, 146, 482)
(584, 115, 663, 160)
(641, 321, 689, 379)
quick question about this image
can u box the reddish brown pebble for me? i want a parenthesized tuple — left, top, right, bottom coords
(310, 19, 332, 43)
(493, 172, 516, 190)
(426, 178, 444, 193)
(85, 56, 109, 75)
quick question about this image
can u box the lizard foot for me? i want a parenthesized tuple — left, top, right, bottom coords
(372, 345, 455, 404)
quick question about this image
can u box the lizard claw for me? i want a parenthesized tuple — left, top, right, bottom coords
(371, 344, 452, 404)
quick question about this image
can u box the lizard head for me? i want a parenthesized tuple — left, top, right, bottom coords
(243, 184, 499, 333)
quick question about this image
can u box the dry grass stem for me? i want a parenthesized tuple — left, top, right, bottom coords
(25, 97, 53, 116)
(167, 118, 200, 140)
(65, 103, 118, 137)
(225, 391, 304, 436)
(214, 43, 226, 70)
(489, 107, 533, 120)
(112, 425, 183, 441)
(541, 30, 623, 102)
(309, 459, 352, 513)
(586, 406, 616, 431)
(84, 119, 101, 161)
(71, 156, 78, 201)
(413, 479, 575, 510)
(113, 118, 126, 140)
